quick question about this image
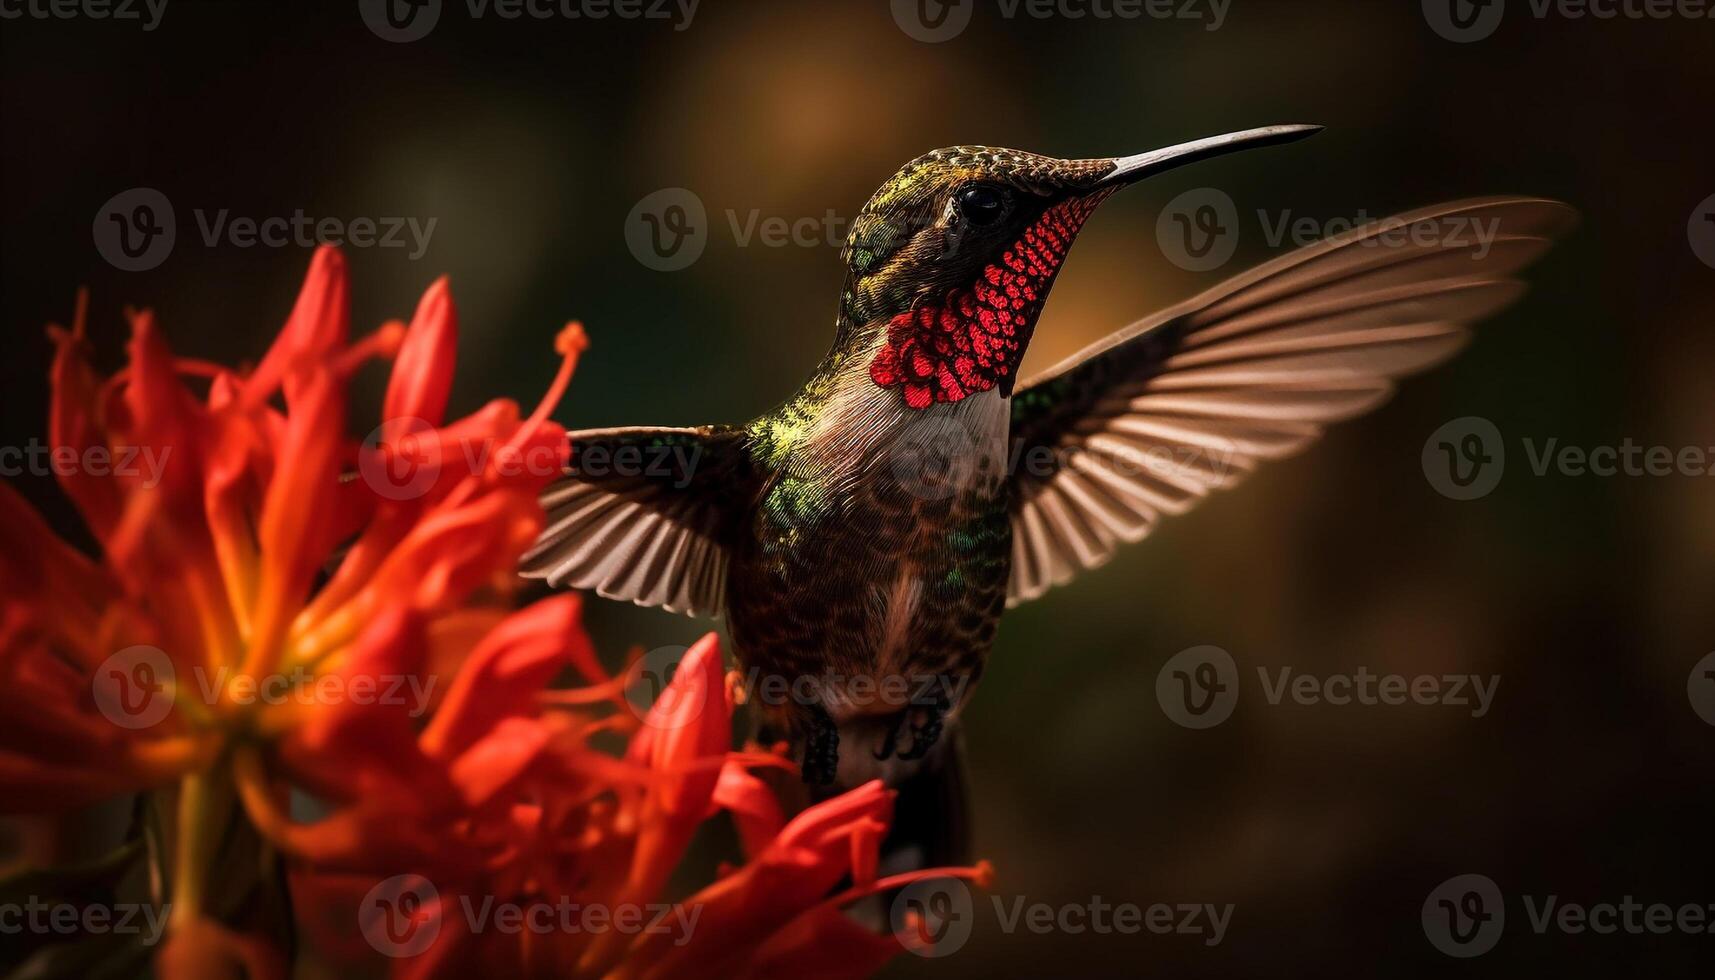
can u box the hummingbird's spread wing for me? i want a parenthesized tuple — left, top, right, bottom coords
(520, 425, 755, 617)
(1005, 197, 1576, 605)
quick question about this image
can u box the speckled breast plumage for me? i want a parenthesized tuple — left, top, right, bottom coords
(725, 384, 1012, 721)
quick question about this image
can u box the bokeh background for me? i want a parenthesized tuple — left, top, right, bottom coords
(3, 0, 1712, 975)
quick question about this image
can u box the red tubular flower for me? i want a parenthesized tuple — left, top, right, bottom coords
(1, 250, 989, 979)
(285, 623, 987, 980)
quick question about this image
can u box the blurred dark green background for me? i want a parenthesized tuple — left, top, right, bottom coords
(3, 0, 1711, 975)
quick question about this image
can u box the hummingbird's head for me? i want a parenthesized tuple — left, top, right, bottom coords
(841, 125, 1322, 409)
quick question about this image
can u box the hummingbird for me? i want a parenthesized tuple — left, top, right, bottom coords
(522, 125, 1572, 793)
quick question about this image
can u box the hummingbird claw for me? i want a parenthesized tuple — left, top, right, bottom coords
(894, 691, 949, 762)
(801, 702, 840, 785)
(872, 717, 900, 761)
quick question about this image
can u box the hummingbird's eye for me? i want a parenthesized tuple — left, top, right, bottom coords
(956, 185, 1008, 226)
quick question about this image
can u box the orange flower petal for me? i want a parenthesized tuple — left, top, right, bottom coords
(156, 916, 285, 980)
(284, 608, 448, 805)
(245, 367, 346, 677)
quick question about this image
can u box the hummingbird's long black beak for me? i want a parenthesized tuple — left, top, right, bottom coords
(1099, 124, 1323, 186)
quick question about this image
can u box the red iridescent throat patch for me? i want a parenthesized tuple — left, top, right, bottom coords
(869, 189, 1114, 410)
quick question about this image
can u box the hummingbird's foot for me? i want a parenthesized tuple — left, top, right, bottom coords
(872, 717, 901, 761)
(801, 702, 840, 785)
(898, 707, 953, 758)
(876, 690, 946, 762)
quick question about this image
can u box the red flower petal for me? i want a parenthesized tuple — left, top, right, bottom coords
(711, 758, 785, 860)
(384, 276, 458, 427)
(47, 294, 122, 539)
(248, 246, 349, 408)
(421, 594, 588, 759)
(446, 715, 549, 808)
(625, 780, 895, 976)
(735, 904, 903, 980)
